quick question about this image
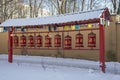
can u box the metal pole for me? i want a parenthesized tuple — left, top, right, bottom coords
(8, 31, 13, 63)
(99, 23, 105, 73)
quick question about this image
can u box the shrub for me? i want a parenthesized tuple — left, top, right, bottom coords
(106, 50, 117, 61)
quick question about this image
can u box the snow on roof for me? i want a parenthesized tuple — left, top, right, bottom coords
(0, 9, 104, 27)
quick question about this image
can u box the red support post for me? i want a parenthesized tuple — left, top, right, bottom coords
(8, 31, 13, 63)
(99, 23, 105, 73)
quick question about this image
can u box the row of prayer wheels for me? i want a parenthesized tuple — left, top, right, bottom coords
(13, 32, 96, 49)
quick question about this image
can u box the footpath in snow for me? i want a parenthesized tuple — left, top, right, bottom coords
(0, 54, 120, 74)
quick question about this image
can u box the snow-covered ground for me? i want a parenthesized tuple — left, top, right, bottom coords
(0, 54, 120, 80)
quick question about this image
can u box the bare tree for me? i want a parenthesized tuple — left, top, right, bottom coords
(73, 0, 77, 12)
(111, 0, 117, 13)
(48, 0, 78, 14)
(33, 0, 43, 17)
(50, 0, 62, 14)
(61, 0, 67, 14)
(117, 0, 120, 14)
(45, 0, 55, 15)
(1, 0, 120, 23)
(0, 0, 22, 22)
(90, 0, 93, 10)
(86, 0, 100, 11)
(81, 0, 85, 11)
(28, 0, 43, 18)
(16, 2, 30, 18)
(28, 0, 33, 17)
(66, 0, 77, 13)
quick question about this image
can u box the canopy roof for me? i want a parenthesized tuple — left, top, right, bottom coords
(0, 8, 111, 27)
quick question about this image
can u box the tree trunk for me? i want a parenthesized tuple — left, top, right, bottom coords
(117, 0, 120, 14)
(29, 0, 33, 17)
(73, 0, 77, 12)
(81, 0, 85, 11)
(90, 0, 93, 10)
(111, 0, 117, 13)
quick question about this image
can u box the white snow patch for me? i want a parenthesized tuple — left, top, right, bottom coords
(0, 54, 120, 80)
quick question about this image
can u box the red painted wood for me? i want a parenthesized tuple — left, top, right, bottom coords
(13, 47, 99, 50)
(8, 31, 13, 63)
(99, 23, 105, 73)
